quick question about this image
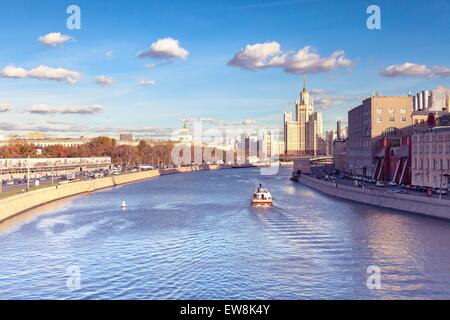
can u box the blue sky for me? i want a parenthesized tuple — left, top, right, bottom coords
(0, 0, 449, 138)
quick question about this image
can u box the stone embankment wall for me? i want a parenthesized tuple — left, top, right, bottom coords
(0, 165, 218, 223)
(299, 174, 450, 220)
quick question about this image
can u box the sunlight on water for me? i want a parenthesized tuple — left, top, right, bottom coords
(0, 167, 450, 299)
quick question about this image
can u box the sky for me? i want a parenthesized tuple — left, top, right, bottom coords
(0, 0, 449, 138)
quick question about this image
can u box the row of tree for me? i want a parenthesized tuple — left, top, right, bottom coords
(0, 137, 174, 167)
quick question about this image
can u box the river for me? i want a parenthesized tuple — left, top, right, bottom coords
(0, 167, 449, 299)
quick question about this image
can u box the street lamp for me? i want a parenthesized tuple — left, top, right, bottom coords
(441, 173, 450, 200)
(26, 155, 30, 192)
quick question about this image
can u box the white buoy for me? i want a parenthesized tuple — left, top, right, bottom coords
(121, 201, 127, 209)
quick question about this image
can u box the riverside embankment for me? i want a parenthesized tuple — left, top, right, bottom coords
(0, 163, 292, 223)
(0, 164, 222, 223)
(298, 174, 450, 220)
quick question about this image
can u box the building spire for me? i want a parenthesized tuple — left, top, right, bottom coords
(303, 74, 308, 92)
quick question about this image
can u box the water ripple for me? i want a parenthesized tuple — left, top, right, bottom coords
(1, 168, 450, 299)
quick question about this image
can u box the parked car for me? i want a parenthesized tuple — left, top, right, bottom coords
(435, 189, 448, 195)
(375, 181, 385, 187)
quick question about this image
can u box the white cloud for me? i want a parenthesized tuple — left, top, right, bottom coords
(145, 63, 156, 69)
(381, 63, 450, 78)
(310, 88, 326, 94)
(0, 121, 176, 138)
(431, 66, 450, 77)
(0, 65, 80, 84)
(182, 117, 259, 127)
(106, 50, 114, 59)
(241, 119, 256, 125)
(228, 42, 352, 74)
(138, 37, 189, 59)
(312, 94, 356, 110)
(38, 32, 73, 46)
(27, 104, 104, 115)
(0, 104, 12, 112)
(139, 79, 156, 86)
(0, 66, 28, 78)
(381, 63, 431, 77)
(27, 104, 54, 114)
(95, 75, 114, 85)
(314, 97, 333, 109)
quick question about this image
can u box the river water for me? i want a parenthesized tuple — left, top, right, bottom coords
(0, 167, 450, 299)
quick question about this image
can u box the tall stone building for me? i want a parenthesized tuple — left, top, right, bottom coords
(347, 94, 413, 177)
(283, 75, 323, 156)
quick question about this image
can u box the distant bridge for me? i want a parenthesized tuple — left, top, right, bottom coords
(280, 155, 333, 165)
(287, 156, 334, 174)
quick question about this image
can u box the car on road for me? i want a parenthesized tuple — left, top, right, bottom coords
(375, 181, 385, 187)
(388, 181, 397, 186)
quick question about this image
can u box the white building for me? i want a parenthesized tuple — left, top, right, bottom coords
(178, 123, 193, 143)
(412, 88, 450, 112)
(283, 75, 323, 156)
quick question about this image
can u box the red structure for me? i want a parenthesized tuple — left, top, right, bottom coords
(372, 136, 412, 185)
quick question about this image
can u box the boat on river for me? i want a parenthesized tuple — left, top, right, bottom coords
(252, 184, 273, 206)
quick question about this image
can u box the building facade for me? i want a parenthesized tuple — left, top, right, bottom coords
(119, 133, 134, 141)
(336, 120, 348, 140)
(324, 131, 336, 156)
(284, 112, 300, 155)
(347, 94, 413, 178)
(412, 126, 450, 189)
(333, 140, 348, 174)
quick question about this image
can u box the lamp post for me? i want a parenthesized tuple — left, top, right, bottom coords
(442, 173, 450, 200)
(26, 155, 30, 192)
(361, 165, 367, 189)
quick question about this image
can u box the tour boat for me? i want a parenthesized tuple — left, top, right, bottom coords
(121, 201, 127, 209)
(252, 184, 273, 206)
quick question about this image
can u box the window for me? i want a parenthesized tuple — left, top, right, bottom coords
(389, 108, 395, 114)
(390, 117, 395, 122)
(377, 116, 382, 123)
(401, 117, 407, 122)
(400, 108, 406, 114)
(377, 108, 382, 114)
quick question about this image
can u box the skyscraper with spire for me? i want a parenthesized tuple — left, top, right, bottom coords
(284, 75, 323, 156)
